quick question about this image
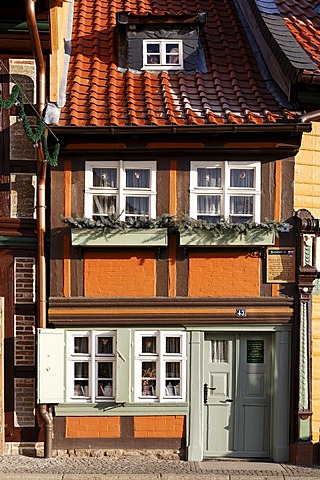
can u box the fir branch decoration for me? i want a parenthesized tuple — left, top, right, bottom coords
(0, 84, 60, 166)
(64, 214, 291, 237)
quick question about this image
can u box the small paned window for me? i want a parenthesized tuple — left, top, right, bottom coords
(143, 40, 183, 70)
(85, 161, 157, 220)
(190, 161, 261, 223)
(67, 331, 116, 402)
(211, 340, 228, 363)
(134, 331, 186, 402)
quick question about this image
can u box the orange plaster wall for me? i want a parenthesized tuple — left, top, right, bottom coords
(188, 251, 260, 297)
(134, 415, 185, 438)
(84, 251, 156, 297)
(66, 417, 120, 438)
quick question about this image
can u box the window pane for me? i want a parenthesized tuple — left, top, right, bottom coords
(197, 195, 221, 221)
(147, 44, 160, 65)
(74, 362, 88, 378)
(10, 174, 36, 219)
(126, 169, 150, 188)
(230, 168, 254, 188)
(142, 336, 157, 354)
(141, 361, 156, 396)
(211, 340, 228, 362)
(166, 337, 181, 354)
(93, 168, 117, 188)
(98, 381, 113, 397)
(165, 362, 181, 396)
(74, 381, 89, 397)
(74, 337, 88, 354)
(74, 362, 89, 396)
(166, 361, 180, 378)
(230, 196, 253, 215)
(98, 362, 113, 378)
(166, 43, 180, 64)
(93, 195, 116, 216)
(98, 337, 113, 354)
(147, 44, 160, 54)
(125, 197, 149, 216)
(197, 168, 221, 187)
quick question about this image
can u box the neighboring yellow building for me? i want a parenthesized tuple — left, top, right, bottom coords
(294, 121, 320, 443)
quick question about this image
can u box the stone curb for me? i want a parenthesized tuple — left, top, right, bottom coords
(0, 474, 320, 480)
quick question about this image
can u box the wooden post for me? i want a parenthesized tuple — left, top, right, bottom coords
(0, 298, 5, 455)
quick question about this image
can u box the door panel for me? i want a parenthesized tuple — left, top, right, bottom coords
(237, 333, 271, 456)
(204, 332, 271, 458)
(204, 334, 235, 455)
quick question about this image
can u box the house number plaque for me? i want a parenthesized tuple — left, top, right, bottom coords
(266, 247, 296, 283)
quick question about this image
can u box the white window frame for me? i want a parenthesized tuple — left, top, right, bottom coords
(142, 40, 183, 70)
(190, 161, 261, 223)
(85, 160, 157, 220)
(134, 331, 186, 403)
(66, 330, 116, 403)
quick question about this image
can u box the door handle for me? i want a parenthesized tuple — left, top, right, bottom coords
(204, 383, 216, 404)
(226, 398, 233, 402)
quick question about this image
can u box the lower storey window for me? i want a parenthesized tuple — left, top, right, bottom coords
(67, 331, 116, 402)
(135, 331, 186, 402)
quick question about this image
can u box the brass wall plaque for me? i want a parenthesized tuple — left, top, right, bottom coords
(266, 247, 296, 283)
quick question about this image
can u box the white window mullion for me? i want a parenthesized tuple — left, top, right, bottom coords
(91, 331, 95, 402)
(119, 160, 126, 220)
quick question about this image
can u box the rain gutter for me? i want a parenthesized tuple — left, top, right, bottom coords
(51, 123, 313, 136)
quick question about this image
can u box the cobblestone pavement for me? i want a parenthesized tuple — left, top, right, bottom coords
(0, 456, 319, 479)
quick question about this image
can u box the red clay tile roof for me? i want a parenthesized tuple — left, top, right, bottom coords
(60, 0, 300, 127)
(275, 0, 320, 72)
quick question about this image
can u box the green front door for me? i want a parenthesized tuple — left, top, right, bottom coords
(204, 332, 271, 457)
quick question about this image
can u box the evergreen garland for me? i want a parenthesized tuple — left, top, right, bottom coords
(64, 214, 291, 237)
(0, 84, 60, 166)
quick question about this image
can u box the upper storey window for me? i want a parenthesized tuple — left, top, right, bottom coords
(143, 40, 183, 70)
(85, 161, 157, 221)
(190, 161, 261, 223)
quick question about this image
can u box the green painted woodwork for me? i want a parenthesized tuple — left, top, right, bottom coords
(179, 229, 275, 247)
(71, 228, 168, 247)
(299, 418, 311, 441)
(0, 20, 49, 32)
(116, 329, 131, 404)
(0, 236, 36, 247)
(54, 403, 188, 416)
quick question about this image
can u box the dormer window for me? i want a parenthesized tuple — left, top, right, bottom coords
(118, 11, 207, 74)
(143, 40, 183, 70)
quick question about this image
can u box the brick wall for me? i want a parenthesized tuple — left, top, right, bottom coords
(134, 416, 185, 438)
(84, 251, 156, 297)
(14, 378, 35, 427)
(188, 251, 260, 297)
(66, 417, 120, 438)
(14, 315, 35, 366)
(14, 257, 35, 303)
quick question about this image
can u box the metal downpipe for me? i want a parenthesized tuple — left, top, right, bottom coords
(300, 110, 320, 123)
(25, 0, 52, 458)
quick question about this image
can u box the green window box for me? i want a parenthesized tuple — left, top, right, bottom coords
(71, 228, 168, 247)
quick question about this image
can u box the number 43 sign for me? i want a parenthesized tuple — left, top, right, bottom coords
(236, 309, 247, 318)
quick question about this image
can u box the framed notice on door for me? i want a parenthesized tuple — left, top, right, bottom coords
(266, 247, 296, 283)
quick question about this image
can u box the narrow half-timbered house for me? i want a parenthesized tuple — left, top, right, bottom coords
(35, 0, 320, 464)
